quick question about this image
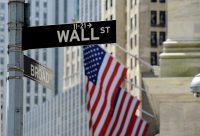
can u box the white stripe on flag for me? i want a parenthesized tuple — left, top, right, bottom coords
(131, 117, 141, 136)
(112, 94, 131, 136)
(121, 97, 138, 135)
(138, 121, 147, 136)
(91, 58, 117, 123)
(105, 89, 124, 136)
(108, 62, 124, 100)
(89, 54, 109, 108)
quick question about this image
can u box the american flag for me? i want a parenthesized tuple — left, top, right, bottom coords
(83, 45, 127, 135)
(105, 87, 148, 136)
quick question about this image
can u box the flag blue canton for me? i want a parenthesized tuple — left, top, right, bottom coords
(83, 45, 106, 84)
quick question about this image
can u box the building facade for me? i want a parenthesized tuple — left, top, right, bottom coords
(23, 84, 89, 136)
(0, 0, 8, 135)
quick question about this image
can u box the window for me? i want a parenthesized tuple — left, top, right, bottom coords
(44, 1, 47, 7)
(159, 32, 166, 45)
(34, 96, 38, 104)
(160, 11, 166, 26)
(0, 47, 4, 53)
(36, 1, 39, 7)
(130, 0, 133, 8)
(0, 3, 5, 9)
(110, 15, 113, 20)
(0, 36, 4, 43)
(160, 0, 165, 3)
(35, 20, 39, 26)
(135, 57, 137, 67)
(0, 80, 3, 87)
(26, 96, 30, 104)
(36, 12, 39, 18)
(130, 38, 133, 49)
(134, 34, 137, 46)
(0, 58, 4, 64)
(27, 80, 30, 93)
(42, 97, 46, 102)
(26, 106, 30, 112)
(130, 78, 133, 90)
(0, 14, 4, 21)
(134, 76, 137, 85)
(151, 31, 157, 47)
(43, 49, 47, 61)
(0, 25, 4, 32)
(35, 50, 39, 60)
(134, 14, 137, 28)
(135, 0, 137, 5)
(105, 0, 108, 10)
(43, 87, 46, 94)
(130, 18, 133, 30)
(150, 52, 158, 65)
(130, 58, 133, 69)
(151, 11, 157, 26)
(35, 83, 38, 93)
(110, 0, 113, 7)
(151, 0, 157, 2)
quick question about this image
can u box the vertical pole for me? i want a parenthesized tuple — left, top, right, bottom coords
(7, 0, 24, 136)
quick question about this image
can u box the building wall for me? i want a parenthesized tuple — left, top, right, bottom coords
(23, 84, 89, 136)
(0, 1, 8, 136)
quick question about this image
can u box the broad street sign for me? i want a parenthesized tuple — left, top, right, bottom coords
(22, 20, 116, 50)
(24, 55, 53, 89)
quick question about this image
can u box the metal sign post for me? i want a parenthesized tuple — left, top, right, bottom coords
(7, 0, 24, 136)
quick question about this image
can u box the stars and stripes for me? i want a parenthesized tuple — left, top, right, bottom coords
(83, 45, 149, 136)
(83, 45, 127, 135)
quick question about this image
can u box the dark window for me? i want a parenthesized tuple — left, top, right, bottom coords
(134, 34, 137, 46)
(44, 1, 47, 7)
(26, 106, 30, 112)
(151, 11, 157, 26)
(135, 0, 137, 5)
(151, 0, 157, 2)
(36, 12, 39, 17)
(150, 52, 158, 65)
(27, 80, 30, 93)
(160, 11, 166, 27)
(110, 15, 113, 20)
(105, 0, 108, 10)
(43, 49, 47, 61)
(0, 36, 4, 43)
(0, 80, 3, 87)
(110, 0, 112, 7)
(0, 14, 4, 21)
(130, 58, 133, 69)
(134, 76, 137, 86)
(35, 50, 39, 60)
(26, 96, 30, 104)
(134, 14, 137, 28)
(0, 25, 4, 32)
(151, 31, 157, 47)
(160, 0, 165, 3)
(42, 97, 46, 102)
(36, 1, 39, 7)
(130, 0, 133, 8)
(34, 96, 38, 104)
(130, 38, 133, 49)
(159, 32, 166, 45)
(43, 87, 46, 94)
(35, 83, 38, 93)
(130, 18, 133, 30)
(135, 58, 137, 67)
(0, 58, 3, 64)
(130, 78, 133, 90)
(0, 3, 5, 9)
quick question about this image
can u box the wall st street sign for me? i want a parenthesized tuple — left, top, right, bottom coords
(24, 55, 53, 89)
(22, 20, 116, 50)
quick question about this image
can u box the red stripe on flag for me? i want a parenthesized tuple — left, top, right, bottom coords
(125, 115, 137, 136)
(92, 62, 120, 135)
(108, 92, 127, 136)
(116, 96, 132, 136)
(142, 123, 149, 136)
(135, 119, 143, 136)
(110, 66, 127, 105)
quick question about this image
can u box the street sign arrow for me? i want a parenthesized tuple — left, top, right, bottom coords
(22, 20, 116, 50)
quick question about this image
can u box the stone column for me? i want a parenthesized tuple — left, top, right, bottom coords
(160, 0, 200, 77)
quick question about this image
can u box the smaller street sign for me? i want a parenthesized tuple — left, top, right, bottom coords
(24, 55, 53, 89)
(22, 20, 116, 50)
